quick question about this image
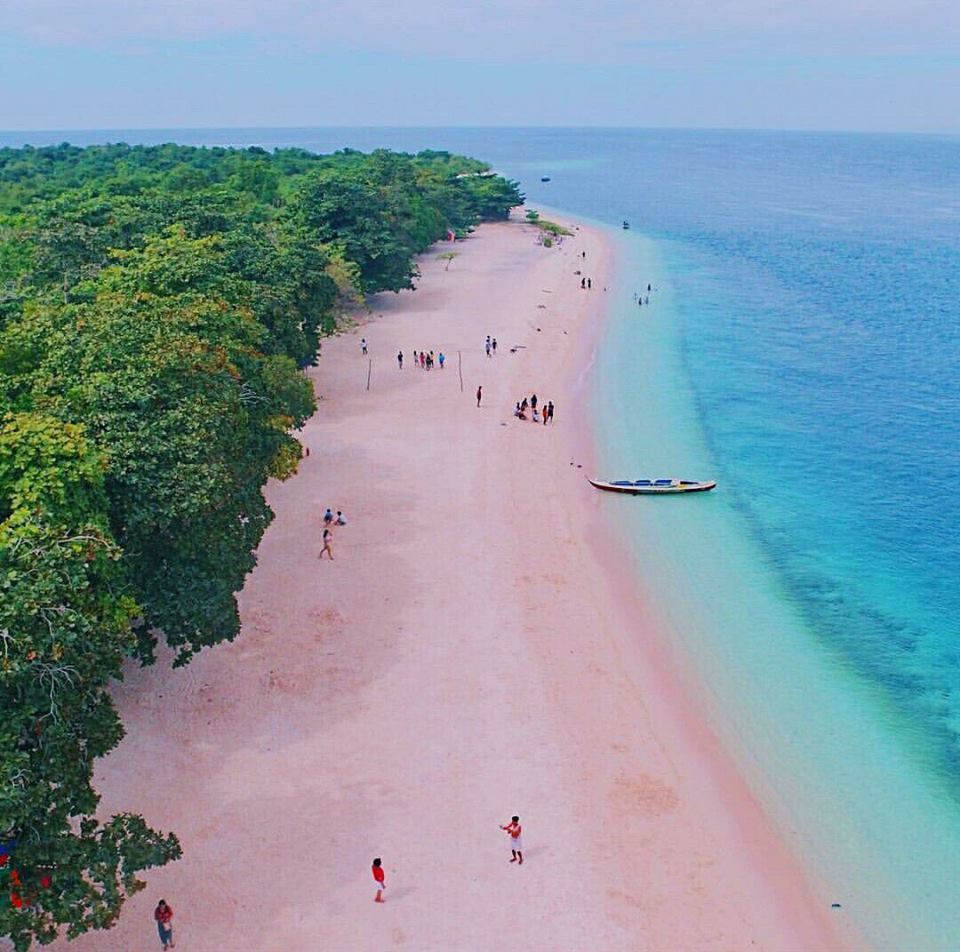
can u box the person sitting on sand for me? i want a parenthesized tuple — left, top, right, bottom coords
(532, 407, 541, 423)
(372, 857, 386, 903)
(500, 816, 523, 864)
(335, 511, 347, 526)
(320, 527, 334, 560)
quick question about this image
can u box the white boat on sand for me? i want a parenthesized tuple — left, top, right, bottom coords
(588, 477, 716, 495)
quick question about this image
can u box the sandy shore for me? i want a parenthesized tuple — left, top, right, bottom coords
(52, 215, 845, 951)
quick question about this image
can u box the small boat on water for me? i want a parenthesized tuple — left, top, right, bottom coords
(588, 477, 716, 495)
(541, 176, 551, 182)
(622, 220, 630, 230)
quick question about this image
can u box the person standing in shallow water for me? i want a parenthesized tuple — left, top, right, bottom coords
(372, 858, 386, 902)
(154, 900, 174, 950)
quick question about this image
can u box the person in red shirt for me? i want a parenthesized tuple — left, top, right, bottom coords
(154, 899, 174, 949)
(500, 815, 523, 864)
(372, 857, 386, 903)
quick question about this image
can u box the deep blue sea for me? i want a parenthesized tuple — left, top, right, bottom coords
(5, 126, 959, 947)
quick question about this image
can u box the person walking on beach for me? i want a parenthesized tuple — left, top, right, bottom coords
(500, 816, 523, 864)
(581, 277, 586, 289)
(492, 338, 498, 354)
(361, 337, 368, 355)
(320, 527, 334, 560)
(397, 351, 403, 369)
(439, 352, 445, 369)
(476, 385, 483, 407)
(485, 337, 492, 358)
(154, 900, 174, 950)
(372, 858, 386, 903)
(547, 400, 554, 424)
(587, 278, 592, 289)
(530, 394, 538, 413)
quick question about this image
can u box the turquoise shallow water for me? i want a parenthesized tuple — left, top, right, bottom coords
(6, 127, 959, 947)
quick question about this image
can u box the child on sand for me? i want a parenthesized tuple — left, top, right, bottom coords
(154, 900, 174, 950)
(320, 527, 334, 560)
(372, 858, 386, 902)
(500, 816, 523, 864)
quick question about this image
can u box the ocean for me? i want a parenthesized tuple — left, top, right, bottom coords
(5, 126, 959, 948)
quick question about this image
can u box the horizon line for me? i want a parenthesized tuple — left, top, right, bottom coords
(1, 123, 958, 140)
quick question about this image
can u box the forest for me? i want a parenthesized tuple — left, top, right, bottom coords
(0, 142, 522, 949)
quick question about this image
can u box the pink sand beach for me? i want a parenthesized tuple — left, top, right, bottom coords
(54, 215, 848, 951)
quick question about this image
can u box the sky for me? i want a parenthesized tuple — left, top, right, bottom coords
(1, 0, 958, 133)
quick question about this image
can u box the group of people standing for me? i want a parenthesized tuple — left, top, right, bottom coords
(634, 282, 653, 307)
(371, 815, 524, 904)
(514, 393, 554, 425)
(403, 349, 445, 370)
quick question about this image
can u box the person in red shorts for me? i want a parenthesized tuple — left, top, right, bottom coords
(372, 857, 386, 902)
(500, 816, 523, 864)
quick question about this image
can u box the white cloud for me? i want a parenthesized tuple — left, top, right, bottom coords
(2, 0, 956, 59)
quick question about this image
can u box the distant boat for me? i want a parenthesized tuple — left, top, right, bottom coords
(588, 477, 716, 495)
(622, 220, 630, 230)
(541, 176, 551, 182)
